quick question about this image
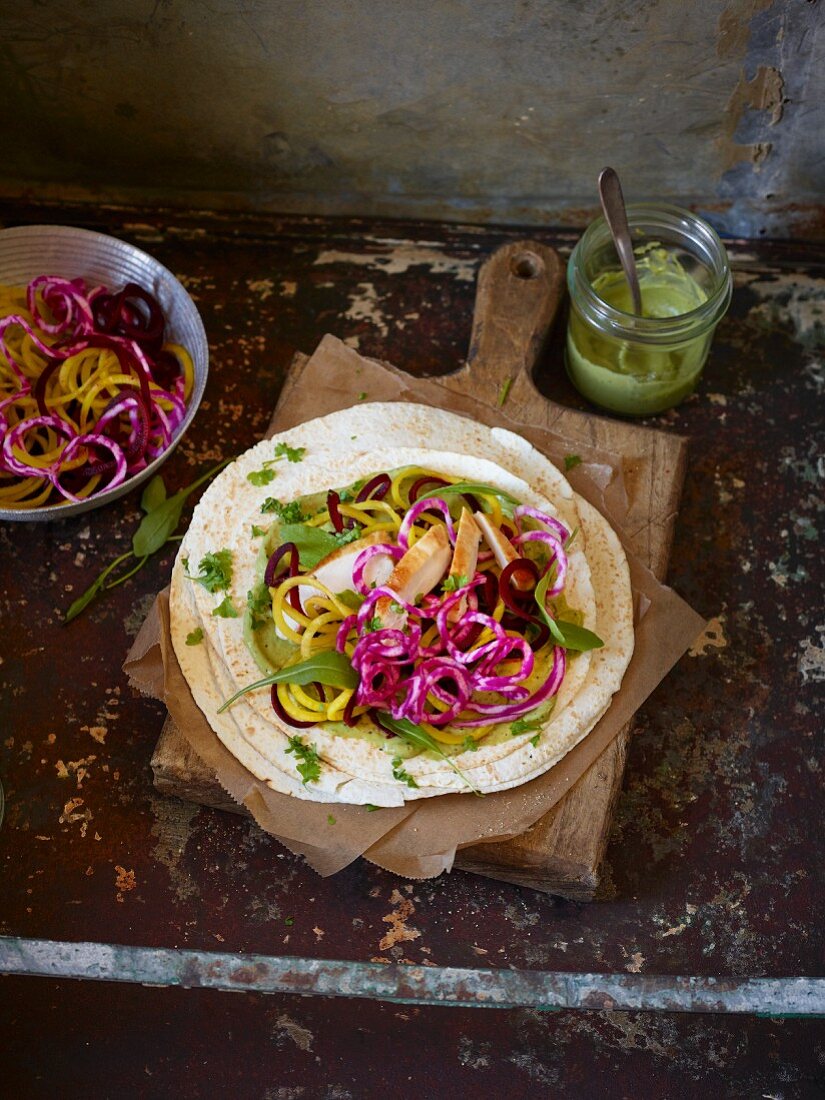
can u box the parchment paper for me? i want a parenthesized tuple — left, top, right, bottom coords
(125, 336, 705, 879)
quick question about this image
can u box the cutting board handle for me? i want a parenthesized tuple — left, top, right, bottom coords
(461, 240, 565, 409)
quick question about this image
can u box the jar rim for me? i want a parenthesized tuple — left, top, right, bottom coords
(568, 203, 733, 343)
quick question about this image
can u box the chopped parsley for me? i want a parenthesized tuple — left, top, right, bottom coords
(389, 601, 404, 614)
(185, 627, 204, 646)
(443, 573, 468, 592)
(363, 616, 382, 633)
(497, 377, 513, 407)
(510, 715, 543, 737)
(273, 442, 306, 463)
(357, 391, 367, 401)
(284, 916, 294, 926)
(246, 585, 271, 630)
(247, 467, 276, 486)
(285, 735, 321, 784)
(251, 523, 267, 537)
(247, 443, 305, 487)
(212, 595, 239, 618)
(333, 526, 361, 547)
(365, 804, 379, 812)
(186, 549, 233, 593)
(327, 814, 336, 826)
(564, 454, 583, 472)
(261, 497, 304, 523)
(461, 736, 479, 753)
(529, 733, 541, 747)
(392, 757, 419, 789)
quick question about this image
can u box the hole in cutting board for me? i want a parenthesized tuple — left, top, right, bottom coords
(510, 251, 543, 279)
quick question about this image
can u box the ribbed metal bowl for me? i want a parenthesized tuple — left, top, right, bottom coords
(0, 224, 209, 522)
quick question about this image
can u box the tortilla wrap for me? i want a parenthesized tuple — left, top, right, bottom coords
(170, 403, 633, 805)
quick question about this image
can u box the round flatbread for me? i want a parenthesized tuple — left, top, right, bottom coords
(170, 403, 633, 805)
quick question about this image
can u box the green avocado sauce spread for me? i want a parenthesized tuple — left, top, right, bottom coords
(566, 244, 710, 416)
(241, 472, 563, 760)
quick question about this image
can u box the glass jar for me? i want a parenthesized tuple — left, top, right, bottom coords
(565, 204, 732, 416)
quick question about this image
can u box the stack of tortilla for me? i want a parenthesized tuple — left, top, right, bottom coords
(169, 403, 633, 807)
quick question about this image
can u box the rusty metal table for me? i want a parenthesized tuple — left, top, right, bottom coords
(1, 201, 823, 1097)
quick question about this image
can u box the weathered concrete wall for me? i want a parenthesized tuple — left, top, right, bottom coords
(1, 0, 822, 235)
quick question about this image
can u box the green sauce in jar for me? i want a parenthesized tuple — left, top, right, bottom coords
(565, 207, 732, 416)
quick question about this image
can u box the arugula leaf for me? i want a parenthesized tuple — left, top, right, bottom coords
(132, 458, 232, 558)
(218, 651, 358, 712)
(533, 570, 604, 651)
(443, 574, 468, 592)
(276, 522, 360, 569)
(285, 736, 321, 784)
(418, 482, 519, 512)
(64, 550, 133, 623)
(376, 714, 481, 796)
(141, 474, 167, 513)
(336, 589, 365, 611)
(261, 497, 304, 523)
(247, 467, 276, 486)
(212, 596, 239, 618)
(564, 454, 583, 472)
(185, 627, 204, 646)
(273, 442, 306, 463)
(186, 548, 233, 593)
(391, 757, 419, 789)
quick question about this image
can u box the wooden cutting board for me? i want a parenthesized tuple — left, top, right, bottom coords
(151, 241, 687, 899)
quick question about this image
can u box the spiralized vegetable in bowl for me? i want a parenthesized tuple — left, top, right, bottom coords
(0, 275, 194, 510)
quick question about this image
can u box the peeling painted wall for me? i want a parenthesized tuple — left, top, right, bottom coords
(0, 0, 822, 235)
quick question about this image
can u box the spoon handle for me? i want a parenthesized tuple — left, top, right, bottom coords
(598, 167, 643, 316)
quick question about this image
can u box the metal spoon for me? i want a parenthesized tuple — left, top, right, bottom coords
(598, 167, 642, 316)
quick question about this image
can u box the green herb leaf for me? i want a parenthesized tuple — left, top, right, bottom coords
(284, 916, 294, 926)
(246, 584, 271, 630)
(261, 497, 304, 523)
(443, 574, 468, 592)
(212, 595, 239, 618)
(247, 467, 277, 486)
(336, 589, 365, 611)
(565, 525, 579, 549)
(64, 550, 133, 624)
(497, 377, 513, 407)
(418, 482, 519, 512)
(327, 814, 336, 825)
(140, 474, 167, 513)
(285, 736, 321, 784)
(389, 601, 404, 614)
(533, 570, 604, 651)
(275, 523, 337, 569)
(365, 804, 379, 812)
(357, 391, 367, 401)
(218, 651, 359, 712)
(529, 733, 541, 747)
(564, 454, 583, 472)
(132, 458, 232, 558)
(510, 715, 543, 736)
(185, 627, 204, 646)
(273, 442, 306, 463)
(391, 756, 419, 789)
(186, 548, 233, 593)
(333, 527, 362, 547)
(251, 524, 267, 537)
(461, 736, 479, 753)
(377, 713, 482, 796)
(363, 616, 382, 633)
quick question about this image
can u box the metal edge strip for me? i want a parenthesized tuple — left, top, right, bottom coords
(0, 938, 822, 1016)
